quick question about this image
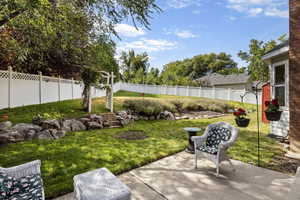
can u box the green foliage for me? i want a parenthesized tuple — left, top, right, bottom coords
(120, 50, 150, 83)
(238, 35, 287, 81)
(178, 99, 233, 113)
(160, 52, 241, 86)
(123, 99, 170, 117)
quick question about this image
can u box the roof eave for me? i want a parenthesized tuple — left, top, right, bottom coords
(262, 46, 289, 61)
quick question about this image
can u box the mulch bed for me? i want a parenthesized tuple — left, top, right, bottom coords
(114, 130, 148, 140)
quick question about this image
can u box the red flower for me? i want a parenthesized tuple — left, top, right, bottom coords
(265, 101, 270, 107)
(271, 99, 279, 107)
(238, 108, 245, 113)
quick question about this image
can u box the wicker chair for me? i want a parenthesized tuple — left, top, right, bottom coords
(192, 122, 239, 176)
(0, 160, 45, 200)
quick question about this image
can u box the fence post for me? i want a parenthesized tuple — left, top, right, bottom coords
(39, 72, 42, 104)
(8, 66, 12, 108)
(71, 78, 74, 99)
(198, 86, 202, 97)
(227, 88, 231, 101)
(213, 86, 216, 99)
(165, 85, 167, 95)
(58, 76, 61, 101)
(186, 86, 189, 96)
(110, 71, 114, 112)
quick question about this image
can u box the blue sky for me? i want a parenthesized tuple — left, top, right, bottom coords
(115, 0, 288, 70)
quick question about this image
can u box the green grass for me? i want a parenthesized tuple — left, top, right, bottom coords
(0, 90, 255, 124)
(0, 90, 287, 199)
(0, 112, 286, 199)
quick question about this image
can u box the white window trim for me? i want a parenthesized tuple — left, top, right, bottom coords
(271, 60, 289, 110)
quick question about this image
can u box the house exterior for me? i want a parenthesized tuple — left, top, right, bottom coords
(262, 41, 289, 138)
(195, 73, 262, 90)
(262, 0, 300, 157)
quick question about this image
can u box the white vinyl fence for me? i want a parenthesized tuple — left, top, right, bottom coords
(121, 83, 262, 105)
(0, 68, 122, 109)
(0, 69, 261, 109)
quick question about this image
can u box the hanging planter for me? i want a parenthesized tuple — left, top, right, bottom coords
(264, 99, 282, 121)
(233, 108, 250, 127)
(235, 118, 250, 127)
(265, 111, 282, 121)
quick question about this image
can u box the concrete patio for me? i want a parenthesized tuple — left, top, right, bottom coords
(54, 152, 294, 200)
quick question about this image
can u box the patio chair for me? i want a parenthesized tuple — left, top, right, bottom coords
(192, 122, 239, 176)
(0, 160, 45, 200)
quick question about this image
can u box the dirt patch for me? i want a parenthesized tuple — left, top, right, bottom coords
(115, 130, 148, 140)
(268, 154, 300, 174)
(175, 111, 227, 120)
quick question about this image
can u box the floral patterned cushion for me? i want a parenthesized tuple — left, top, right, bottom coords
(197, 126, 232, 155)
(0, 172, 43, 200)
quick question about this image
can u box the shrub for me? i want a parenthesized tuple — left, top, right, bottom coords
(123, 100, 165, 117)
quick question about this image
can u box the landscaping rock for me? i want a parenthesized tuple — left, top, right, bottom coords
(0, 130, 24, 143)
(61, 119, 86, 132)
(12, 123, 42, 136)
(26, 130, 38, 140)
(87, 114, 103, 123)
(86, 122, 103, 130)
(37, 130, 53, 140)
(41, 119, 61, 130)
(0, 121, 12, 131)
(78, 118, 91, 124)
(158, 111, 175, 120)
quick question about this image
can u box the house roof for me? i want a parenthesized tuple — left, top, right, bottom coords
(196, 73, 250, 86)
(262, 40, 289, 60)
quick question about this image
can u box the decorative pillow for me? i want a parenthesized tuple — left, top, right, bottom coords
(206, 126, 231, 151)
(0, 172, 18, 199)
(0, 172, 43, 200)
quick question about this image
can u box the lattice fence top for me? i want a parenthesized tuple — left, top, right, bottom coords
(0, 70, 9, 79)
(12, 72, 40, 81)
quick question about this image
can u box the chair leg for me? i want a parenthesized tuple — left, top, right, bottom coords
(228, 159, 236, 172)
(195, 152, 198, 169)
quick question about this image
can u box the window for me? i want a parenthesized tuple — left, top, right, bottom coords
(274, 64, 286, 106)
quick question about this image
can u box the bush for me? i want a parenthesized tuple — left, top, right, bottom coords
(123, 100, 165, 117)
(171, 99, 233, 113)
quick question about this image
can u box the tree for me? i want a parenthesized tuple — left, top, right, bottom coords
(0, 0, 161, 112)
(238, 39, 277, 81)
(120, 50, 150, 83)
(160, 52, 239, 86)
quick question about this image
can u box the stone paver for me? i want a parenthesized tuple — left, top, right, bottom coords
(54, 152, 294, 200)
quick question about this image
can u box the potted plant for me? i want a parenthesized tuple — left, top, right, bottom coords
(234, 108, 250, 127)
(265, 99, 282, 121)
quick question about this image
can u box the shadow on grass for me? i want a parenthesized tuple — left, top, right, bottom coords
(0, 117, 285, 199)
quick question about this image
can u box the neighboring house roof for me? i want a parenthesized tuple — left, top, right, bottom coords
(196, 73, 250, 86)
(262, 40, 289, 61)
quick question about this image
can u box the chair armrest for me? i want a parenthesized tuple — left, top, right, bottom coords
(0, 160, 41, 179)
(192, 136, 206, 147)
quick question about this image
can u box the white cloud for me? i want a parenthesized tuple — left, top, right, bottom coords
(167, 0, 202, 9)
(118, 38, 177, 53)
(248, 8, 264, 16)
(265, 8, 288, 18)
(115, 24, 145, 38)
(175, 30, 197, 39)
(163, 28, 198, 39)
(227, 0, 288, 18)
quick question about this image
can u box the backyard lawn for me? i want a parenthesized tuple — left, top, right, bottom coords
(0, 91, 287, 199)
